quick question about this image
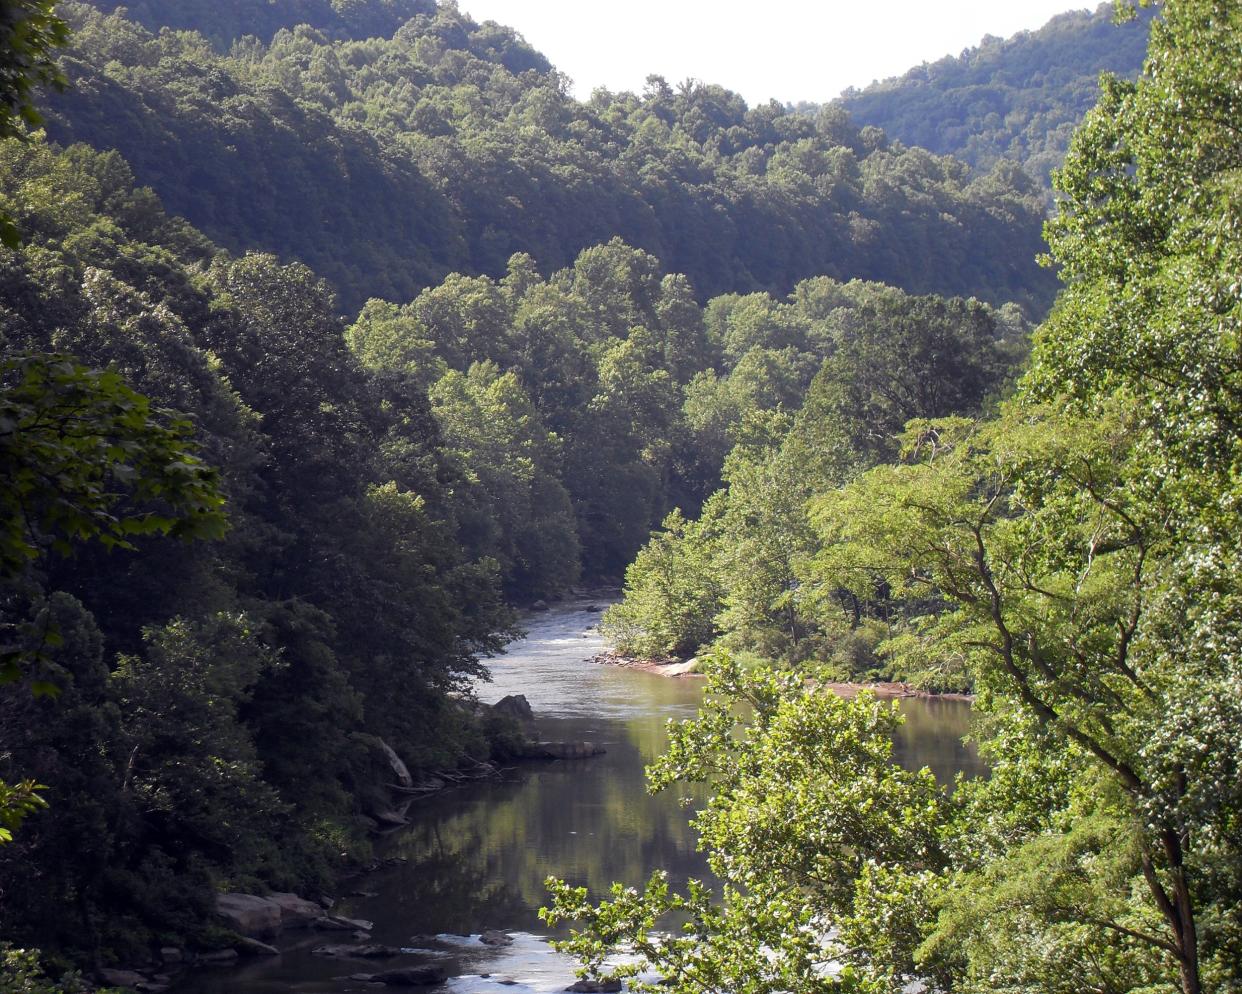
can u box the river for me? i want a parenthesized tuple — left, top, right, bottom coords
(182, 599, 981, 993)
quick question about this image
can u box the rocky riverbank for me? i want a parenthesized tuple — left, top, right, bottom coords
(592, 651, 974, 701)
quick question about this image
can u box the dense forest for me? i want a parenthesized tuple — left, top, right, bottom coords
(1, 1, 1239, 993)
(835, 2, 1155, 194)
(33, 1, 1059, 314)
(562, 4, 1242, 994)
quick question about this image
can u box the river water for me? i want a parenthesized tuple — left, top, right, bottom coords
(182, 600, 981, 993)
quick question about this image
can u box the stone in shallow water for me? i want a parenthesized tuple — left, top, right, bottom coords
(313, 943, 400, 958)
(565, 980, 622, 993)
(480, 930, 514, 946)
(366, 964, 450, 986)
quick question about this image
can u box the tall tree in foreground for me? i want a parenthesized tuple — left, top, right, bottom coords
(546, 3, 1242, 992)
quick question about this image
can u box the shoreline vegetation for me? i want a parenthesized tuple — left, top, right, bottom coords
(591, 650, 975, 702)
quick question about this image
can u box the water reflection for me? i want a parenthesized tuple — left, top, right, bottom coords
(179, 600, 980, 993)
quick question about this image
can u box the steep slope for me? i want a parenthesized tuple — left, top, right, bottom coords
(835, 3, 1156, 191)
(43, 2, 1059, 314)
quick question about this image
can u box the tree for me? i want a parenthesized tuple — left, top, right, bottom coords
(545, 4, 1242, 992)
(0, 355, 226, 597)
(0, 0, 68, 245)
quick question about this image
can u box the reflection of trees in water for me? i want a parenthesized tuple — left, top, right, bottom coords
(891, 699, 981, 784)
(367, 682, 975, 941)
(374, 731, 715, 933)
(379, 818, 533, 933)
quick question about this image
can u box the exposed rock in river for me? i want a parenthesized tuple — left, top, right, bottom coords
(517, 741, 605, 760)
(362, 965, 450, 986)
(215, 893, 282, 939)
(313, 914, 376, 932)
(313, 943, 400, 958)
(267, 891, 323, 927)
(492, 694, 535, 723)
(234, 936, 280, 957)
(565, 979, 623, 993)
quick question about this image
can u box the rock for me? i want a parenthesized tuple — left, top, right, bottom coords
(215, 893, 282, 939)
(520, 741, 605, 760)
(496, 979, 520, 986)
(99, 969, 148, 987)
(565, 980, 622, 993)
(135, 984, 170, 994)
(194, 949, 239, 967)
(312, 915, 375, 932)
(492, 694, 535, 723)
(319, 895, 336, 909)
(234, 936, 280, 957)
(657, 658, 701, 677)
(349, 890, 379, 898)
(313, 943, 399, 958)
(531, 600, 548, 611)
(352, 930, 373, 941)
(371, 808, 411, 827)
(267, 891, 324, 927)
(158, 947, 183, 965)
(369, 965, 450, 986)
(585, 604, 602, 612)
(376, 738, 414, 788)
(479, 930, 513, 947)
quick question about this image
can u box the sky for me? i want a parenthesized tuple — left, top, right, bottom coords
(455, 1, 1094, 106)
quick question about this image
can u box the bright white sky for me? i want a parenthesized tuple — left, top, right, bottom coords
(457, 1, 1093, 106)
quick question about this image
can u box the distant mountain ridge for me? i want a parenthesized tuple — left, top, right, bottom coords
(834, 3, 1156, 191)
(42, 0, 1059, 315)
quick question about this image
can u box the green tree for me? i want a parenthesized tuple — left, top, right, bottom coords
(546, 4, 1242, 993)
(0, 0, 68, 245)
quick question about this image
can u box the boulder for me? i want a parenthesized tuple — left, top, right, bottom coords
(312, 914, 375, 932)
(313, 943, 399, 958)
(479, 930, 513, 947)
(98, 969, 147, 987)
(215, 893, 282, 939)
(368, 965, 450, 986)
(194, 949, 239, 967)
(521, 741, 605, 760)
(234, 936, 280, 957)
(565, 980, 622, 993)
(492, 694, 535, 723)
(158, 947, 183, 965)
(267, 891, 323, 927)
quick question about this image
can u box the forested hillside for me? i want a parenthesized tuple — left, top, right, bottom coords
(38, 1, 1059, 314)
(3, 1, 1237, 992)
(557, 5, 1242, 993)
(0, 130, 1025, 965)
(835, 3, 1155, 193)
(81, 0, 444, 46)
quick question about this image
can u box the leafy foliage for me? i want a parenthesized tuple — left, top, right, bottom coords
(835, 3, 1155, 197)
(549, 5, 1242, 994)
(40, 2, 1059, 313)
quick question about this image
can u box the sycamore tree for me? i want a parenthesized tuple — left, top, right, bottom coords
(543, 3, 1241, 993)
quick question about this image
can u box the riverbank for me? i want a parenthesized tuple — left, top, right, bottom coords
(592, 650, 974, 702)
